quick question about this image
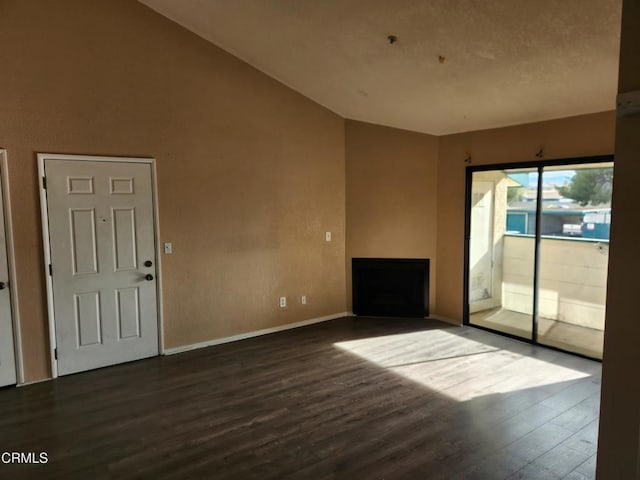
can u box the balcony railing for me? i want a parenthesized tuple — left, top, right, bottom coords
(502, 234, 608, 331)
(470, 234, 608, 358)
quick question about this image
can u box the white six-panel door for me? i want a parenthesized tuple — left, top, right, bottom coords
(43, 158, 159, 376)
(0, 160, 17, 386)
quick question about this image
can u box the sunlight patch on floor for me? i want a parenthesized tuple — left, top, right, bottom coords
(334, 330, 590, 401)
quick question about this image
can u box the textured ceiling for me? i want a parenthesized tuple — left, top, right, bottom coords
(139, 0, 622, 135)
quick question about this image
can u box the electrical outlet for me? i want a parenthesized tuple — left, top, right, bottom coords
(325, 232, 332, 242)
(164, 242, 173, 254)
(301, 295, 307, 305)
(279, 296, 287, 308)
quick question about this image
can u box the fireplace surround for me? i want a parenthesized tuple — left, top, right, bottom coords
(352, 258, 429, 318)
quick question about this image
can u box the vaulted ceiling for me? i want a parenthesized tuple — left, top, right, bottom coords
(139, 0, 622, 135)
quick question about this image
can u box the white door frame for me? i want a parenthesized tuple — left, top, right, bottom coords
(38, 153, 165, 378)
(0, 150, 24, 385)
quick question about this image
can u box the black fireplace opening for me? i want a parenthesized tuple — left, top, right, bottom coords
(352, 258, 429, 318)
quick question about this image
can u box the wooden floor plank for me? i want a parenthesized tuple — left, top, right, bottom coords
(0, 317, 601, 479)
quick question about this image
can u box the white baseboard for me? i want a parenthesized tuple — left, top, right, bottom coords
(164, 312, 350, 355)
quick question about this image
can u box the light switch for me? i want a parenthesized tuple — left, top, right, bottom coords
(325, 232, 332, 242)
(164, 242, 173, 254)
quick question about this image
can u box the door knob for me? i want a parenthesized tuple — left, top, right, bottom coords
(0, 282, 5, 290)
(144, 260, 153, 267)
(145, 274, 154, 281)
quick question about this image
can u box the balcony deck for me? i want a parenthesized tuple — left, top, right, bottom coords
(470, 308, 604, 359)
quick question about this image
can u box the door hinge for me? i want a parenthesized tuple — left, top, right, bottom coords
(48, 264, 53, 276)
(42, 176, 47, 189)
(54, 348, 57, 360)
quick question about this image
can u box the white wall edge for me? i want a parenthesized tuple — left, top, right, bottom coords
(165, 312, 350, 355)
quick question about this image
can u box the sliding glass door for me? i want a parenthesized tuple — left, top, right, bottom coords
(465, 158, 613, 359)
(536, 162, 613, 358)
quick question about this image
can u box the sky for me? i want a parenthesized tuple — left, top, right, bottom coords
(529, 170, 575, 187)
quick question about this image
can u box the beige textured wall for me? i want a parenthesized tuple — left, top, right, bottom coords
(597, 0, 640, 477)
(345, 120, 439, 313)
(0, 0, 346, 382)
(0, 1, 624, 396)
(436, 111, 616, 323)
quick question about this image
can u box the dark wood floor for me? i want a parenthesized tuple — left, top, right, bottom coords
(0, 317, 601, 479)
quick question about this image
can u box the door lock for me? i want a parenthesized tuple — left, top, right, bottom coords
(0, 282, 5, 290)
(144, 260, 153, 267)
(145, 274, 154, 281)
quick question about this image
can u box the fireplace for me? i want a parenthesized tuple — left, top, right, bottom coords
(352, 258, 429, 318)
